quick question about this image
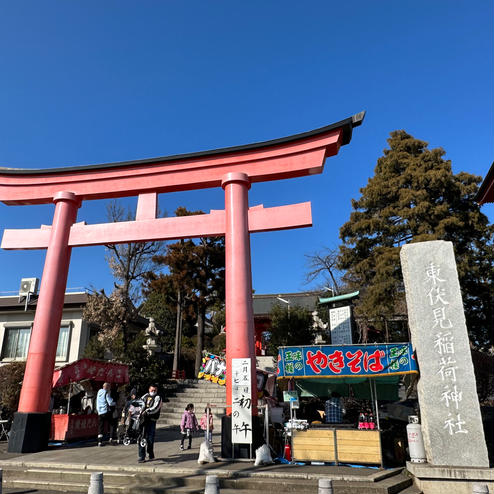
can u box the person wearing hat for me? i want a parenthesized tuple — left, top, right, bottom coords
(122, 388, 138, 420)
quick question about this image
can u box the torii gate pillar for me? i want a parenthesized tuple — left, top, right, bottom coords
(9, 192, 79, 452)
(222, 173, 257, 412)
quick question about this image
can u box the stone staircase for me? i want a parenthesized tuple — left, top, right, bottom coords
(1, 464, 423, 494)
(159, 379, 226, 429)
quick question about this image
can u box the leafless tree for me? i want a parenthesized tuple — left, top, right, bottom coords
(83, 201, 166, 356)
(304, 247, 342, 294)
(105, 200, 166, 305)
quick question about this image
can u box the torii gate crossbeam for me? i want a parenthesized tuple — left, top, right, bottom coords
(0, 112, 364, 453)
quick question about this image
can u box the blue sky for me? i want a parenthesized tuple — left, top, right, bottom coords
(0, 1, 492, 297)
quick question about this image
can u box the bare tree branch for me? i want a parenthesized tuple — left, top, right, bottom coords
(104, 200, 166, 304)
(304, 247, 342, 294)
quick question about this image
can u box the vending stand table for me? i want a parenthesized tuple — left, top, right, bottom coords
(50, 358, 129, 441)
(277, 343, 418, 465)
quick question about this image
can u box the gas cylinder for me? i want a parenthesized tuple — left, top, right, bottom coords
(284, 443, 292, 461)
(406, 415, 427, 463)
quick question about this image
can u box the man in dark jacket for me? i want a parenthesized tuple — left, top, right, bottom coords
(138, 384, 162, 463)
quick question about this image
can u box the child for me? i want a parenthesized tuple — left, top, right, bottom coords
(200, 407, 214, 442)
(180, 403, 198, 450)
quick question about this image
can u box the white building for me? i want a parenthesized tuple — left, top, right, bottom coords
(0, 292, 90, 365)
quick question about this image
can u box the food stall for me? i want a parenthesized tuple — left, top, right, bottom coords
(277, 342, 418, 465)
(51, 358, 129, 441)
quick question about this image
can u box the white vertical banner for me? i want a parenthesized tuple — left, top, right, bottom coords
(231, 357, 252, 444)
(329, 306, 353, 344)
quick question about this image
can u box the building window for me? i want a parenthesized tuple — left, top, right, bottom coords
(56, 325, 71, 361)
(2, 324, 71, 361)
(2, 327, 31, 359)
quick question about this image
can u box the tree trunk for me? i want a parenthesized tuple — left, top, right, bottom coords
(194, 306, 206, 376)
(172, 289, 182, 374)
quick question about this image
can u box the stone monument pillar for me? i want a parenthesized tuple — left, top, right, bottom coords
(400, 240, 488, 467)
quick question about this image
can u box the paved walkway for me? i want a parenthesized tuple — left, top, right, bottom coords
(0, 426, 383, 480)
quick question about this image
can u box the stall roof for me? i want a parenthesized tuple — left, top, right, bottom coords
(52, 358, 129, 388)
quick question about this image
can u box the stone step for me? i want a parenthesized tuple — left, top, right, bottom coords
(2, 468, 414, 494)
(166, 397, 225, 402)
(163, 405, 226, 411)
(166, 387, 225, 395)
(165, 399, 226, 406)
(132, 475, 319, 493)
(158, 412, 225, 423)
(161, 403, 226, 412)
(157, 419, 222, 427)
(2, 469, 130, 494)
(170, 380, 224, 388)
(3, 468, 133, 484)
(397, 485, 423, 494)
(162, 406, 226, 413)
(169, 391, 226, 398)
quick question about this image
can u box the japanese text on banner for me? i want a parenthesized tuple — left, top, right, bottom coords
(231, 358, 252, 444)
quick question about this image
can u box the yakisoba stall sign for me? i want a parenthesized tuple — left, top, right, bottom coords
(277, 343, 418, 378)
(198, 353, 227, 386)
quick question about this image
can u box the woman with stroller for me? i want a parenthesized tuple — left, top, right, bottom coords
(180, 403, 198, 451)
(121, 389, 143, 444)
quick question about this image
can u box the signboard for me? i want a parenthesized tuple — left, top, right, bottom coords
(283, 390, 299, 408)
(277, 343, 418, 378)
(283, 390, 299, 402)
(329, 306, 353, 344)
(197, 353, 226, 386)
(52, 358, 129, 388)
(231, 357, 252, 444)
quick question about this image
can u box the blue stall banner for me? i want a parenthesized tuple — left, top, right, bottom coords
(277, 343, 417, 378)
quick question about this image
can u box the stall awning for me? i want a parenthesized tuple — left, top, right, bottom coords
(52, 358, 129, 388)
(295, 376, 401, 400)
(277, 343, 418, 379)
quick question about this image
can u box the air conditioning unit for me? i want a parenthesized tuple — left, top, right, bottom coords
(19, 277, 39, 297)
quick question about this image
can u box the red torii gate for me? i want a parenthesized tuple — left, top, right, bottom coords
(0, 112, 364, 452)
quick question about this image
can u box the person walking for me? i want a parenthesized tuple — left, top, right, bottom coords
(199, 407, 214, 442)
(96, 382, 117, 446)
(180, 403, 198, 451)
(138, 384, 162, 463)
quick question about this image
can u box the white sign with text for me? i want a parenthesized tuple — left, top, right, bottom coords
(329, 305, 352, 344)
(231, 357, 252, 444)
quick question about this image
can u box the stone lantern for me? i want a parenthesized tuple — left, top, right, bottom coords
(143, 317, 161, 357)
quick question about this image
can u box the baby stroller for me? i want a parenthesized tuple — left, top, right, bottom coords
(121, 399, 147, 447)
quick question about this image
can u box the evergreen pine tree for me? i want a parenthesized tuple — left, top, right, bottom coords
(338, 130, 493, 348)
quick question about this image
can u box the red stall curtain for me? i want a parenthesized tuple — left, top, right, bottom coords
(52, 358, 129, 388)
